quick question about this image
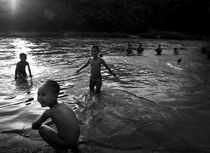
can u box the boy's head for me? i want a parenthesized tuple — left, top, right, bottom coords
(20, 53, 27, 61)
(91, 45, 99, 57)
(37, 80, 60, 108)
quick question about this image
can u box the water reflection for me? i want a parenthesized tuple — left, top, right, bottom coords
(15, 78, 33, 92)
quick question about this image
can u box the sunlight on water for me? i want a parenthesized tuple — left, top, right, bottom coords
(12, 38, 33, 60)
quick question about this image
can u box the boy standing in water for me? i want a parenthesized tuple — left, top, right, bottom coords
(124, 43, 134, 56)
(155, 44, 162, 55)
(77, 45, 116, 93)
(15, 53, 32, 80)
(137, 43, 144, 55)
(32, 80, 80, 153)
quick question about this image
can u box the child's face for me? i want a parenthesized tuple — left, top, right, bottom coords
(90, 48, 99, 57)
(37, 85, 57, 108)
(20, 55, 27, 61)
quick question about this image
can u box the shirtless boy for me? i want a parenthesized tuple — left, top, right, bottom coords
(77, 45, 116, 93)
(15, 53, 32, 80)
(32, 80, 80, 153)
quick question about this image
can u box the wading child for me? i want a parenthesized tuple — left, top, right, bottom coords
(124, 43, 134, 56)
(155, 44, 162, 55)
(32, 80, 80, 153)
(77, 45, 116, 93)
(15, 53, 32, 80)
(174, 48, 179, 55)
(137, 43, 144, 55)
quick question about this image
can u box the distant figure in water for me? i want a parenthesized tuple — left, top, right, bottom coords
(124, 43, 134, 56)
(207, 51, 210, 59)
(177, 58, 182, 64)
(155, 44, 162, 55)
(201, 46, 207, 54)
(32, 80, 80, 153)
(15, 53, 32, 80)
(137, 43, 144, 55)
(77, 45, 116, 93)
(174, 48, 179, 55)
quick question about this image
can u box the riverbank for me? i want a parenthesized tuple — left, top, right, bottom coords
(0, 30, 209, 40)
(0, 133, 149, 153)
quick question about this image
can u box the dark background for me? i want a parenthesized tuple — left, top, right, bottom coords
(0, 0, 210, 36)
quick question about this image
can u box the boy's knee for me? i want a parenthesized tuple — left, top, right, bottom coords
(96, 89, 101, 93)
(38, 125, 47, 135)
(71, 146, 80, 153)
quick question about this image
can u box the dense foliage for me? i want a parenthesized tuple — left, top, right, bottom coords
(0, 0, 209, 35)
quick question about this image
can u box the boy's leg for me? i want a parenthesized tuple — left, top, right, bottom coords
(39, 125, 68, 153)
(89, 80, 95, 92)
(95, 80, 102, 93)
(71, 145, 80, 153)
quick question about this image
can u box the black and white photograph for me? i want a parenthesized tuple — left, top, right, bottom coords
(0, 0, 210, 153)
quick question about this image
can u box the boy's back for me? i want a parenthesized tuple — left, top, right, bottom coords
(51, 103, 80, 146)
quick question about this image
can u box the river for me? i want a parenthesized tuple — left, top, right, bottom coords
(0, 37, 209, 152)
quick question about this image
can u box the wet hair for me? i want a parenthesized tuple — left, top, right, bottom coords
(20, 53, 27, 58)
(91, 45, 99, 51)
(44, 80, 60, 94)
(177, 58, 182, 64)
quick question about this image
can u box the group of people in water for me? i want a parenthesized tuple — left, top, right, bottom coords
(15, 42, 209, 153)
(15, 45, 117, 153)
(124, 43, 182, 64)
(124, 43, 181, 56)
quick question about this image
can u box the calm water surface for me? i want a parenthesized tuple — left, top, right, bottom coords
(0, 37, 209, 151)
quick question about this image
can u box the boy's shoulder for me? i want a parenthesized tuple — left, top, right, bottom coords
(89, 57, 104, 62)
(97, 57, 104, 63)
(52, 103, 72, 111)
(17, 61, 29, 65)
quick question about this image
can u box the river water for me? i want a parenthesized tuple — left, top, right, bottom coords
(0, 37, 209, 152)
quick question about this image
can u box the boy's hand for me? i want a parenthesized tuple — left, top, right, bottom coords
(32, 122, 41, 130)
(112, 72, 117, 77)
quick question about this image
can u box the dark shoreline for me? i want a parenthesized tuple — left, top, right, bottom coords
(0, 31, 209, 40)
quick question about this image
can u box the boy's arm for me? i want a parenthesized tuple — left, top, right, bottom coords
(77, 59, 90, 73)
(45, 120, 54, 125)
(27, 63, 32, 77)
(101, 59, 116, 77)
(15, 65, 18, 80)
(32, 109, 51, 129)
